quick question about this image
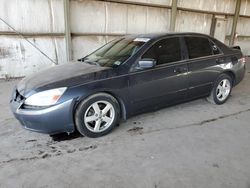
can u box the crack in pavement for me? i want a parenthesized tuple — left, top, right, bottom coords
(142, 108, 250, 135)
(0, 156, 40, 165)
(0, 145, 98, 166)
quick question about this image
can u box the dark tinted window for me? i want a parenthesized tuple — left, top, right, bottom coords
(142, 37, 181, 65)
(185, 37, 213, 59)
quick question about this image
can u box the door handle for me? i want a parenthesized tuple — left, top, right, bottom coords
(216, 58, 225, 64)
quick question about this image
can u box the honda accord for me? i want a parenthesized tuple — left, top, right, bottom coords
(10, 33, 246, 137)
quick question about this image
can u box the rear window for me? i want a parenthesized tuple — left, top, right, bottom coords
(185, 37, 213, 59)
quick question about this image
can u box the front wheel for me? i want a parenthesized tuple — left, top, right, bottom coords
(75, 93, 120, 138)
(207, 74, 232, 105)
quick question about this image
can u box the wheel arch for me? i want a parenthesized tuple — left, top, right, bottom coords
(209, 70, 236, 96)
(73, 91, 127, 121)
(221, 70, 236, 86)
(99, 91, 127, 121)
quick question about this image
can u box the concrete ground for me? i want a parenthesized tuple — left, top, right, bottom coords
(0, 64, 250, 188)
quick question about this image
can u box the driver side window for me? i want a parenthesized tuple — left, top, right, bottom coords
(142, 37, 182, 65)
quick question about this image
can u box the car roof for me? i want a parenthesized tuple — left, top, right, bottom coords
(126, 32, 211, 40)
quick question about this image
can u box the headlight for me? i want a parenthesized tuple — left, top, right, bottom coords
(24, 87, 67, 107)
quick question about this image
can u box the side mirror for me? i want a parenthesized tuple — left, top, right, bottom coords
(138, 59, 156, 70)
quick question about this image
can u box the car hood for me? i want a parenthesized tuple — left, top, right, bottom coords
(17, 61, 111, 97)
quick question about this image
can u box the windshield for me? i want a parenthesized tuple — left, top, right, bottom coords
(82, 37, 149, 67)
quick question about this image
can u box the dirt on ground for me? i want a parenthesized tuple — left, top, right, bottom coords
(0, 64, 250, 188)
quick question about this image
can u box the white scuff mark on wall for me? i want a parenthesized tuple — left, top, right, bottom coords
(0, 36, 65, 78)
(244, 0, 248, 15)
(145, 7, 148, 33)
(19, 42, 25, 62)
(213, 1, 217, 13)
(203, 14, 207, 28)
(49, 0, 58, 64)
(104, 2, 108, 43)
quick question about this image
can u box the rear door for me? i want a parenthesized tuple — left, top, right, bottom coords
(184, 36, 224, 98)
(128, 37, 188, 114)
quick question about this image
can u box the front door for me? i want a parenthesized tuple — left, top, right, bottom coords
(128, 37, 188, 114)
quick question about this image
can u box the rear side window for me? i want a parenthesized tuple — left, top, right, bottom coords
(142, 37, 181, 65)
(185, 37, 213, 59)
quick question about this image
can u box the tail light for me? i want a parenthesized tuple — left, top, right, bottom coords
(238, 57, 246, 65)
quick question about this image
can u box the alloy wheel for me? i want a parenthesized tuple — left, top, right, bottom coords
(84, 100, 115, 133)
(216, 79, 231, 102)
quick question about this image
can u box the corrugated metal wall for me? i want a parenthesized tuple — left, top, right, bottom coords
(0, 0, 66, 78)
(71, 0, 172, 59)
(0, 0, 250, 78)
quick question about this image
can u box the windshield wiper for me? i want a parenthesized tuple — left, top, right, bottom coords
(85, 61, 100, 66)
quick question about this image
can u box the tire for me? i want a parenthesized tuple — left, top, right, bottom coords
(207, 74, 233, 105)
(75, 93, 120, 138)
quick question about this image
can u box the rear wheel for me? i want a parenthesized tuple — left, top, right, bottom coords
(75, 93, 120, 138)
(207, 74, 232, 105)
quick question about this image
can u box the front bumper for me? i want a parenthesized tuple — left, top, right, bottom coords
(10, 97, 75, 135)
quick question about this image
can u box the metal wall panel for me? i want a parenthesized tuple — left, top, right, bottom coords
(176, 11, 212, 34)
(127, 5, 147, 33)
(235, 38, 250, 55)
(70, 1, 171, 34)
(72, 36, 106, 60)
(226, 14, 250, 48)
(70, 1, 106, 33)
(115, 0, 172, 6)
(240, 0, 250, 16)
(71, 1, 171, 61)
(0, 0, 65, 78)
(0, 0, 64, 33)
(237, 17, 250, 36)
(0, 36, 66, 78)
(213, 16, 227, 43)
(146, 7, 171, 33)
(72, 36, 117, 60)
(1, 0, 250, 78)
(226, 17, 234, 36)
(178, 0, 236, 13)
(106, 3, 128, 34)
